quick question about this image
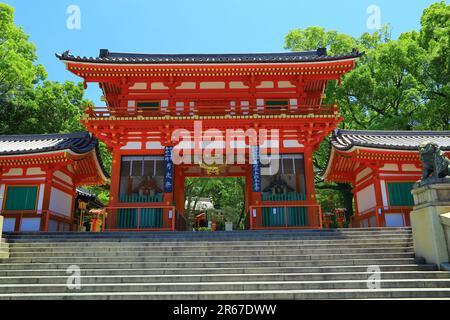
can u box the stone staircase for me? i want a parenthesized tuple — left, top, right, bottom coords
(0, 228, 450, 300)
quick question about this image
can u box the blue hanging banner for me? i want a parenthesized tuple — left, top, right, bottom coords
(251, 146, 261, 192)
(164, 146, 174, 193)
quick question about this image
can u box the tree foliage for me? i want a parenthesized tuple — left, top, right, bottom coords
(0, 3, 111, 201)
(284, 1, 450, 214)
(0, 3, 91, 135)
(184, 177, 246, 229)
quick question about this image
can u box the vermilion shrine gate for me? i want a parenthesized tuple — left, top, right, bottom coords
(57, 48, 361, 231)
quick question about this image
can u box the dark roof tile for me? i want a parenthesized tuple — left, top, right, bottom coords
(331, 129, 450, 151)
(0, 132, 97, 155)
(0, 132, 109, 179)
(56, 48, 362, 65)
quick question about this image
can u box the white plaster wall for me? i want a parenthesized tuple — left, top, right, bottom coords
(356, 184, 376, 213)
(177, 82, 196, 89)
(54, 170, 72, 185)
(151, 82, 168, 90)
(356, 168, 372, 182)
(3, 168, 23, 176)
(3, 218, 15, 232)
(385, 213, 404, 227)
(283, 140, 304, 148)
(20, 218, 41, 232)
(49, 187, 72, 217)
(0, 184, 5, 209)
(402, 164, 421, 171)
(26, 167, 45, 175)
(256, 81, 274, 88)
(229, 81, 248, 89)
(37, 183, 45, 212)
(200, 82, 225, 89)
(146, 141, 164, 150)
(381, 164, 399, 171)
(380, 180, 388, 207)
(121, 142, 143, 150)
(129, 82, 147, 90)
(278, 81, 295, 88)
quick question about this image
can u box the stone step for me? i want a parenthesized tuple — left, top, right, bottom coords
(8, 247, 414, 257)
(0, 252, 417, 264)
(3, 287, 449, 300)
(3, 228, 412, 238)
(0, 264, 436, 277)
(5, 238, 413, 248)
(1, 271, 449, 285)
(4, 229, 412, 238)
(0, 278, 449, 294)
(5, 231, 412, 241)
(3, 227, 448, 300)
(7, 241, 414, 252)
(0, 258, 425, 270)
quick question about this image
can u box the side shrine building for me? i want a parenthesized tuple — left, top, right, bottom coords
(323, 130, 450, 228)
(0, 132, 107, 232)
(56, 48, 361, 231)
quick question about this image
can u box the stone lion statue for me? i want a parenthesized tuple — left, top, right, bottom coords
(419, 141, 450, 180)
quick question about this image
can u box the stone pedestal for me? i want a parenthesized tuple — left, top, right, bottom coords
(410, 183, 450, 269)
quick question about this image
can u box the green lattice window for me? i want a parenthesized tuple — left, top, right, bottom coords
(4, 186, 38, 211)
(387, 182, 414, 206)
(265, 100, 288, 110)
(137, 101, 160, 112)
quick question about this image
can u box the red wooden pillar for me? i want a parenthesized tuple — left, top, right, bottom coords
(70, 187, 76, 231)
(40, 168, 54, 232)
(304, 147, 316, 203)
(352, 184, 360, 228)
(304, 147, 318, 227)
(372, 171, 384, 227)
(109, 149, 122, 206)
(173, 165, 185, 221)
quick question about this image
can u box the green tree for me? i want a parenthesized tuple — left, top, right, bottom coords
(184, 177, 246, 229)
(0, 3, 111, 202)
(0, 3, 92, 134)
(284, 2, 450, 215)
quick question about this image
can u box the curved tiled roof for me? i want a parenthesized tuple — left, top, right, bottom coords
(0, 132, 98, 155)
(0, 132, 109, 179)
(56, 48, 363, 65)
(331, 129, 450, 152)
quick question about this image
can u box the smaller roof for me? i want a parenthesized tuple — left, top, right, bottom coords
(76, 188, 98, 200)
(0, 132, 98, 156)
(56, 48, 363, 65)
(331, 129, 450, 152)
(76, 188, 104, 207)
(0, 132, 109, 184)
(323, 129, 450, 183)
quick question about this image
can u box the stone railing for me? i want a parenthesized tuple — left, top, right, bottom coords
(410, 181, 450, 269)
(440, 212, 450, 270)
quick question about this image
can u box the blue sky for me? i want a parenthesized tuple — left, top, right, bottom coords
(5, 0, 443, 105)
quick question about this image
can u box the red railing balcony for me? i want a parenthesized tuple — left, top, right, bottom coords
(86, 104, 339, 118)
